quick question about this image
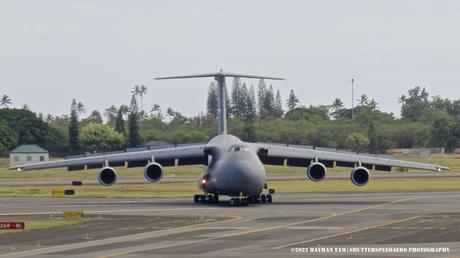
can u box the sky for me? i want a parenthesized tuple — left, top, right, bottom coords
(1, 0, 460, 118)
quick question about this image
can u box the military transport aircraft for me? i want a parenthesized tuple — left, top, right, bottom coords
(10, 70, 449, 206)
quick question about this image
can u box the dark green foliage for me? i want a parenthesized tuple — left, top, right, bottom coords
(224, 84, 231, 119)
(431, 117, 455, 149)
(399, 86, 431, 122)
(274, 90, 284, 117)
(68, 99, 80, 154)
(230, 77, 243, 117)
(285, 106, 330, 121)
(115, 107, 126, 135)
(345, 133, 370, 153)
(206, 81, 218, 119)
(286, 89, 299, 111)
(80, 124, 125, 152)
(0, 120, 18, 153)
(0, 108, 62, 153)
(128, 95, 142, 147)
(81, 110, 103, 127)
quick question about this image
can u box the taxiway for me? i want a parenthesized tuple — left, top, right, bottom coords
(1, 191, 460, 257)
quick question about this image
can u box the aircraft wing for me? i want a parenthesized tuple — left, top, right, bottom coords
(9, 145, 208, 172)
(248, 143, 449, 172)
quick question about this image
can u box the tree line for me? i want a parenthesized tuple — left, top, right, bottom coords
(1, 81, 460, 156)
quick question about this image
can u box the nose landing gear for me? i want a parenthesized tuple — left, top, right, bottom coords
(229, 197, 249, 206)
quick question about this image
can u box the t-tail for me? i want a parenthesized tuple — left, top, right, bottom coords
(155, 69, 284, 135)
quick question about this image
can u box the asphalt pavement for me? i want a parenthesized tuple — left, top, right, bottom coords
(0, 191, 460, 257)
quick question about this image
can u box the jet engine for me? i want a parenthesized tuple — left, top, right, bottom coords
(98, 167, 117, 186)
(144, 162, 164, 182)
(307, 162, 326, 182)
(351, 167, 370, 186)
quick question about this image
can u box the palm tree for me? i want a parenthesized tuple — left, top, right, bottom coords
(104, 105, 118, 125)
(131, 85, 141, 102)
(150, 103, 162, 119)
(330, 98, 344, 111)
(358, 94, 370, 106)
(118, 104, 129, 115)
(398, 94, 406, 104)
(139, 85, 148, 111)
(166, 107, 175, 119)
(0, 95, 12, 108)
(77, 102, 85, 114)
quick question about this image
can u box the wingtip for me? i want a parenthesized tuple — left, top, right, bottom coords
(437, 166, 450, 171)
(8, 166, 24, 171)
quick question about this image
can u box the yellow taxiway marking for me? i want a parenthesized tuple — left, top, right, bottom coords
(272, 215, 421, 250)
(0, 215, 242, 258)
(99, 197, 414, 258)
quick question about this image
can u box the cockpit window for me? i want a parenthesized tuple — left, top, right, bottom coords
(229, 145, 250, 152)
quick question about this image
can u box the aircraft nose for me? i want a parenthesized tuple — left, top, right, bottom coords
(216, 162, 266, 196)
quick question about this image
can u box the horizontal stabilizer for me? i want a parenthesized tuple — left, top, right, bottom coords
(155, 70, 284, 80)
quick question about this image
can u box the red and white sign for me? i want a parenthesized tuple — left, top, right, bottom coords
(0, 222, 25, 230)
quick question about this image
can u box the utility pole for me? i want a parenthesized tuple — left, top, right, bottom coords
(351, 78, 355, 120)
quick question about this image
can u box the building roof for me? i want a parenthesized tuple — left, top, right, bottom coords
(11, 144, 48, 154)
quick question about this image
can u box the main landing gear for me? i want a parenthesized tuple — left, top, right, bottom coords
(194, 194, 219, 204)
(193, 192, 274, 206)
(229, 194, 273, 206)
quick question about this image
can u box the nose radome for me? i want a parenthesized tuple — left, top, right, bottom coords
(216, 162, 265, 195)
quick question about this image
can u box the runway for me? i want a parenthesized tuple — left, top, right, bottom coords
(1, 191, 460, 257)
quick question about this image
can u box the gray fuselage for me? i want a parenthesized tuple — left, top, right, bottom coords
(200, 134, 267, 197)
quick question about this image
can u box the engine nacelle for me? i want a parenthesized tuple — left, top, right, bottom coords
(307, 162, 327, 182)
(144, 162, 164, 182)
(98, 167, 117, 186)
(351, 167, 370, 186)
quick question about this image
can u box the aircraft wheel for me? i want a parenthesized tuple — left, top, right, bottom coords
(230, 198, 238, 206)
(213, 194, 219, 203)
(241, 198, 249, 206)
(206, 194, 213, 203)
(267, 194, 272, 203)
(199, 195, 207, 204)
(193, 194, 200, 203)
(260, 194, 267, 204)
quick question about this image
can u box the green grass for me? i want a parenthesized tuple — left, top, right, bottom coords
(271, 177, 460, 193)
(0, 183, 200, 198)
(393, 154, 460, 171)
(26, 219, 83, 230)
(1, 177, 460, 198)
(0, 219, 83, 234)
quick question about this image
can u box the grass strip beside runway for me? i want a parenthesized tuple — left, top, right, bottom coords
(0, 219, 83, 234)
(0, 177, 460, 198)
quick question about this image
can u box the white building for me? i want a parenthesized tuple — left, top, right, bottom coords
(10, 144, 49, 167)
